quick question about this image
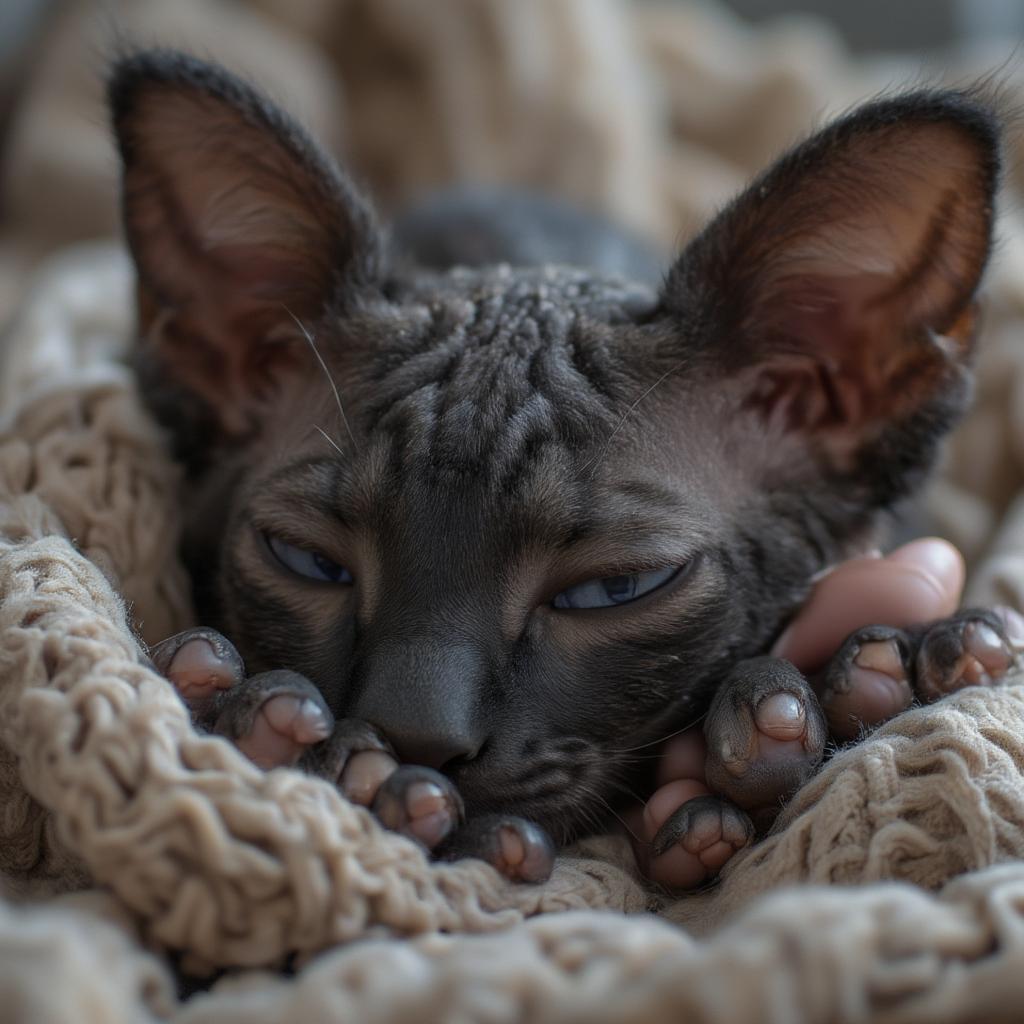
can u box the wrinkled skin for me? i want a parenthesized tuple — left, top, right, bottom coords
(112, 51, 1012, 884)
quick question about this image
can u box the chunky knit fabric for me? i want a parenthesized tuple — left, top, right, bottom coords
(0, 244, 1022, 1024)
(5, 1, 1024, 1016)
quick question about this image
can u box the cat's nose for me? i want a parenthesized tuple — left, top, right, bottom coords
(351, 640, 487, 771)
(383, 729, 480, 771)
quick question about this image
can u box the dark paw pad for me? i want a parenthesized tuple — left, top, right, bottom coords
(651, 795, 754, 874)
(372, 766, 465, 850)
(818, 626, 914, 740)
(437, 815, 555, 883)
(704, 656, 827, 816)
(916, 611, 1016, 702)
(214, 670, 333, 770)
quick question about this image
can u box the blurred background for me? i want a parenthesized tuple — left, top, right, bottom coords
(2, 0, 1023, 292)
(1, 0, 1023, 584)
(728, 0, 1024, 51)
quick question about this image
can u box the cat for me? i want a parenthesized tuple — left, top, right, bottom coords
(111, 49, 1014, 882)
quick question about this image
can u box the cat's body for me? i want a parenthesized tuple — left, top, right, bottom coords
(114, 50, 1001, 848)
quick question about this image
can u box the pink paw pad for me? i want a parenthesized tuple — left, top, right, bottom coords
(492, 822, 555, 883)
(235, 694, 332, 770)
(821, 637, 912, 740)
(166, 638, 239, 702)
(959, 621, 1014, 685)
(372, 767, 464, 850)
(339, 749, 399, 806)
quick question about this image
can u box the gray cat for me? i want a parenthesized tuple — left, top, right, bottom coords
(112, 50, 1014, 882)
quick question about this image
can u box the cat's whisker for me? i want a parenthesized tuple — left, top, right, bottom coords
(283, 305, 359, 452)
(604, 776, 647, 807)
(590, 789, 645, 845)
(617, 750, 680, 764)
(582, 360, 684, 479)
(611, 710, 709, 755)
(313, 424, 345, 457)
(577, 792, 611, 842)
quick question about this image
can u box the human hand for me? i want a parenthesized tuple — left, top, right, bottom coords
(632, 538, 1021, 890)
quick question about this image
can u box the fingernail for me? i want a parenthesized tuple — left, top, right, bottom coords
(887, 538, 965, 596)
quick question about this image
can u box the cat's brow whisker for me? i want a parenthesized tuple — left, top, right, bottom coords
(283, 305, 359, 453)
(583, 359, 684, 479)
(313, 424, 345, 457)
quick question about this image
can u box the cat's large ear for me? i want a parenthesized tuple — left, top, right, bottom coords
(109, 50, 384, 436)
(659, 90, 1000, 484)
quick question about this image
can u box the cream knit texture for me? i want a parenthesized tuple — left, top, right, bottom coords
(4, 2, 1024, 1019)
(0, 240, 1023, 1024)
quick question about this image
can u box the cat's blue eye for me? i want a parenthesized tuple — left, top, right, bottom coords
(552, 565, 680, 610)
(266, 534, 353, 584)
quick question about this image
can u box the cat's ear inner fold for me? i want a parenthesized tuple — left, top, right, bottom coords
(661, 91, 1000, 461)
(110, 51, 383, 435)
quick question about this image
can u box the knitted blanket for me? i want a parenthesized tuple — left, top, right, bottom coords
(1, 245, 1024, 1023)
(4, 2, 1024, 1021)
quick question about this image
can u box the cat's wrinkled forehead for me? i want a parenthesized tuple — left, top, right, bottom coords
(398, 263, 656, 322)
(349, 263, 656, 479)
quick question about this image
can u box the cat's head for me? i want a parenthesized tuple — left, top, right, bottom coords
(110, 51, 999, 841)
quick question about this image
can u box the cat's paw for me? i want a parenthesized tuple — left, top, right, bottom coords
(370, 764, 464, 849)
(819, 608, 1019, 739)
(635, 659, 825, 890)
(213, 670, 335, 768)
(331, 741, 555, 879)
(153, 628, 350, 770)
(703, 656, 828, 829)
(300, 717, 399, 805)
(914, 608, 1017, 699)
(650, 795, 754, 884)
(149, 627, 246, 725)
(303, 722, 542, 863)
(436, 814, 556, 883)
(152, 627, 335, 768)
(148, 629, 554, 882)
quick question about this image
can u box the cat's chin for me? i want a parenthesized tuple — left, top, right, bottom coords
(450, 761, 622, 846)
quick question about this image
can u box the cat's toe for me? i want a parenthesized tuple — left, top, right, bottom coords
(372, 766, 465, 850)
(214, 670, 333, 769)
(703, 656, 827, 825)
(299, 717, 398, 805)
(437, 815, 555, 883)
(337, 749, 400, 806)
(650, 795, 754, 888)
(149, 627, 245, 726)
(817, 625, 914, 740)
(915, 609, 1017, 703)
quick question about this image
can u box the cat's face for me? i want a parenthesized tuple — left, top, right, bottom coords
(112, 52, 999, 840)
(164, 265, 797, 837)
